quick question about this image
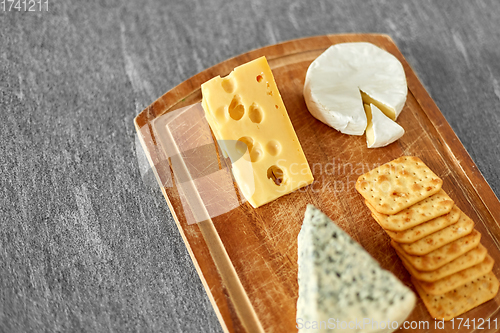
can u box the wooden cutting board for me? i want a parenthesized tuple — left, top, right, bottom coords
(135, 34, 500, 333)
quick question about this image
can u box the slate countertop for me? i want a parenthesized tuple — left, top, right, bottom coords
(2, 1, 500, 332)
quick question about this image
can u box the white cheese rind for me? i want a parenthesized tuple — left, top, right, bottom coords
(303, 42, 407, 135)
(365, 104, 405, 148)
(297, 205, 416, 333)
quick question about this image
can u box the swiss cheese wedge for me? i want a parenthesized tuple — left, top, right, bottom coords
(201, 57, 313, 208)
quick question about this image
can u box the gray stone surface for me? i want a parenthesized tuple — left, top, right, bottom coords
(1, 0, 499, 332)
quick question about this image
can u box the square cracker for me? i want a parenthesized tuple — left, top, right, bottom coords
(412, 272, 499, 321)
(398, 210, 474, 255)
(392, 229, 481, 271)
(400, 244, 487, 282)
(384, 205, 460, 242)
(367, 190, 455, 231)
(417, 254, 494, 295)
(356, 156, 443, 215)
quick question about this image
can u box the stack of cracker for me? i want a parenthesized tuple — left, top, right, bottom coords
(356, 156, 499, 321)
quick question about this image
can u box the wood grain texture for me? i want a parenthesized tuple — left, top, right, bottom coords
(2, 1, 500, 332)
(136, 34, 500, 332)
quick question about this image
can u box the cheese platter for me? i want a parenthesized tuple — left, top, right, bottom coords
(134, 34, 500, 332)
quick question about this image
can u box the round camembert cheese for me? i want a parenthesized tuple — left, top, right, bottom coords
(304, 42, 407, 137)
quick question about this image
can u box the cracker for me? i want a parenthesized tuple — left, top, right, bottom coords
(366, 190, 455, 231)
(412, 272, 499, 321)
(417, 254, 494, 295)
(384, 205, 460, 243)
(398, 210, 474, 255)
(356, 156, 443, 215)
(391, 229, 481, 271)
(400, 244, 487, 282)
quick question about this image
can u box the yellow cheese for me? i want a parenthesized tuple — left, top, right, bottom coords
(201, 56, 313, 208)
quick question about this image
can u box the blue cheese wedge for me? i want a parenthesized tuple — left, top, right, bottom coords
(297, 205, 415, 333)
